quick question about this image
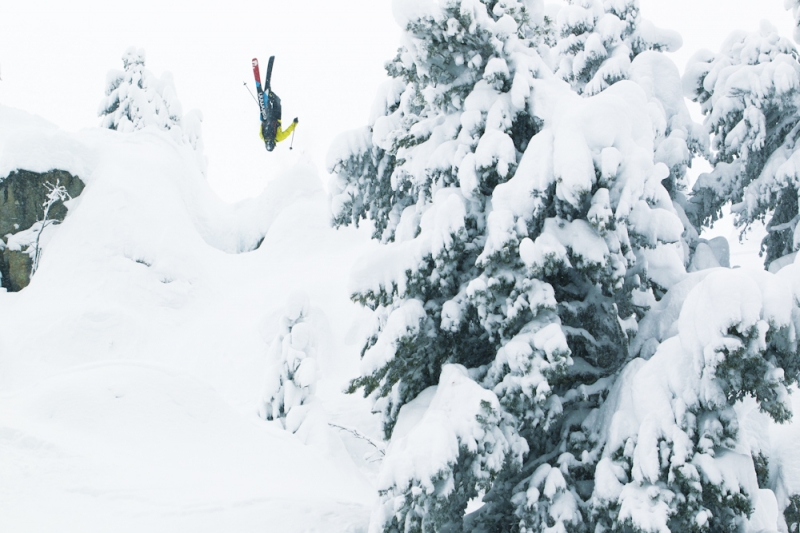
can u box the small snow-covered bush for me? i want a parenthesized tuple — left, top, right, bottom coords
(259, 292, 318, 432)
(4, 180, 71, 283)
(99, 47, 181, 133)
(786, 494, 800, 533)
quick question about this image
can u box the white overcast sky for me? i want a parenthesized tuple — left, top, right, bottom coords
(0, 1, 796, 202)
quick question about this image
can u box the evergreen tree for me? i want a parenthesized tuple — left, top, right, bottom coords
(472, 64, 696, 532)
(330, 0, 800, 530)
(684, 22, 800, 268)
(330, 0, 552, 438)
(329, 1, 713, 531)
(330, 1, 562, 529)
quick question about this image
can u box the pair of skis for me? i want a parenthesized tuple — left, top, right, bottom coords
(252, 55, 295, 150)
(252, 56, 274, 122)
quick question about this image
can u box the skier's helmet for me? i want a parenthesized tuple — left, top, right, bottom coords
(265, 139, 275, 151)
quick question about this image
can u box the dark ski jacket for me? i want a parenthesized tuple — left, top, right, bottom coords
(260, 91, 297, 150)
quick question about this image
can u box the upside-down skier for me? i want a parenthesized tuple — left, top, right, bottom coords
(252, 56, 297, 152)
(260, 90, 298, 152)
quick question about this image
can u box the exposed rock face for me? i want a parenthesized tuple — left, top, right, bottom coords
(0, 170, 85, 292)
(3, 248, 31, 292)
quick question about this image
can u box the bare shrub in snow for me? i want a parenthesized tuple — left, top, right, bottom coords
(4, 180, 71, 281)
(31, 180, 70, 276)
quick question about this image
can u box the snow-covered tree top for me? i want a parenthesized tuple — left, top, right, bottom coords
(98, 46, 206, 173)
(122, 46, 146, 70)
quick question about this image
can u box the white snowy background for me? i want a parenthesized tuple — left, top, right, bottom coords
(1, 1, 799, 532)
(1, 0, 792, 264)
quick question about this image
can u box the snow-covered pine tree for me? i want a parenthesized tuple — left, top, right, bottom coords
(472, 55, 701, 532)
(683, 22, 800, 268)
(330, 1, 555, 529)
(258, 292, 318, 432)
(555, 0, 681, 96)
(329, 1, 705, 531)
(98, 47, 182, 133)
(329, 0, 550, 436)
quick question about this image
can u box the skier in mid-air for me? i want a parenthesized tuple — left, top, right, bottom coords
(259, 89, 298, 152)
(252, 56, 297, 152)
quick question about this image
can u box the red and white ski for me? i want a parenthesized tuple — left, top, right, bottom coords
(252, 56, 275, 122)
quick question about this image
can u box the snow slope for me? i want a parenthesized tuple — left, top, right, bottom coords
(0, 104, 381, 532)
(0, 363, 371, 533)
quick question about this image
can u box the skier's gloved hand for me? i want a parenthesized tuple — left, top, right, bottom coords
(293, 117, 298, 124)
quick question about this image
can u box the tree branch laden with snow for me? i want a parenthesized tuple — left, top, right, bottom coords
(684, 22, 800, 268)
